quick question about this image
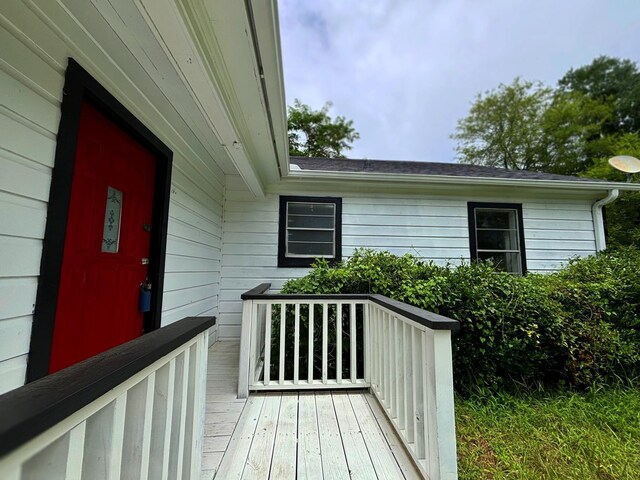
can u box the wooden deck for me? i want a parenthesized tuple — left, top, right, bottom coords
(202, 341, 421, 479)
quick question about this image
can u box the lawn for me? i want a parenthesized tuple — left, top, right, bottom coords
(455, 387, 640, 479)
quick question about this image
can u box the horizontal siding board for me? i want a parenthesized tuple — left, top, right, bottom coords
(169, 201, 222, 237)
(343, 214, 467, 227)
(0, 22, 65, 101)
(165, 235, 221, 261)
(0, 105, 57, 167)
(163, 272, 219, 293)
(524, 208, 592, 221)
(163, 283, 219, 311)
(0, 277, 37, 320)
(167, 217, 221, 246)
(0, 192, 47, 239)
(343, 235, 468, 248)
(0, 237, 42, 277)
(165, 255, 220, 274)
(525, 229, 596, 241)
(161, 296, 218, 326)
(0, 354, 27, 395)
(0, 68, 60, 133)
(0, 316, 31, 362)
(523, 218, 594, 231)
(0, 149, 52, 201)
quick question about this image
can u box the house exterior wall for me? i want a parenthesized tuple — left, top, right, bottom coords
(0, 4, 224, 394)
(218, 175, 597, 338)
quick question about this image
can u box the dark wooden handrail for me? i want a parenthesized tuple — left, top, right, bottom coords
(240, 285, 459, 331)
(0, 316, 215, 458)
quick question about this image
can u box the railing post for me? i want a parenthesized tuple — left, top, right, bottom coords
(238, 299, 254, 398)
(430, 330, 458, 480)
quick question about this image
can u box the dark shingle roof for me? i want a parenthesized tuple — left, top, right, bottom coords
(290, 156, 602, 183)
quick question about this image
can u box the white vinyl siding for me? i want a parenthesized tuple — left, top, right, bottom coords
(0, 3, 225, 393)
(219, 175, 598, 339)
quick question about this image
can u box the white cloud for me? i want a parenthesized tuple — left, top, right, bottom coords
(279, 0, 640, 161)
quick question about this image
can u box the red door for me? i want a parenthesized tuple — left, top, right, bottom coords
(49, 101, 157, 373)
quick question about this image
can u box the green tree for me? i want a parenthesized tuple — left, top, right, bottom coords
(559, 56, 640, 134)
(539, 90, 613, 175)
(287, 99, 359, 157)
(581, 133, 640, 247)
(451, 79, 551, 170)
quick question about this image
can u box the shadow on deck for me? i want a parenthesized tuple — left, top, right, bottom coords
(202, 341, 421, 479)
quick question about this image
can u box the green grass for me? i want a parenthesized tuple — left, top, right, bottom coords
(455, 387, 640, 479)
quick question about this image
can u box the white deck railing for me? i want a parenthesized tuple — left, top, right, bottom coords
(239, 284, 459, 480)
(0, 317, 213, 480)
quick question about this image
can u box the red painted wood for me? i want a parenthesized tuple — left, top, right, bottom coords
(49, 102, 157, 373)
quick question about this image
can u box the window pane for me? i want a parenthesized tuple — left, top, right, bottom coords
(288, 203, 335, 216)
(478, 251, 521, 274)
(477, 230, 519, 250)
(102, 186, 122, 253)
(288, 230, 334, 243)
(475, 209, 517, 229)
(288, 215, 334, 229)
(288, 241, 334, 256)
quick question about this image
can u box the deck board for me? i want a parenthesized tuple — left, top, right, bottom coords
(202, 341, 422, 479)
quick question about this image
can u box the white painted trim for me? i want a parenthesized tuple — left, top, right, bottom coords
(284, 170, 640, 192)
(592, 189, 619, 252)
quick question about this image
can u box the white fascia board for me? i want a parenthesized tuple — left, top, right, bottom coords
(248, 0, 289, 178)
(283, 170, 640, 193)
(139, 0, 265, 196)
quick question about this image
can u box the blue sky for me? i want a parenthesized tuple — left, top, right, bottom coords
(278, 0, 640, 162)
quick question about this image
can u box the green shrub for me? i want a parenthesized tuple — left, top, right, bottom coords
(281, 247, 640, 392)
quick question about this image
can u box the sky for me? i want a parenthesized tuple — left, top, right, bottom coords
(278, 0, 640, 162)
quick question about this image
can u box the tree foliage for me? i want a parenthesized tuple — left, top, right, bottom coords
(451, 79, 552, 170)
(559, 55, 640, 134)
(452, 56, 640, 247)
(287, 99, 359, 157)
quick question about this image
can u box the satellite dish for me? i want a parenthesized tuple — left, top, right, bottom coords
(608, 155, 640, 182)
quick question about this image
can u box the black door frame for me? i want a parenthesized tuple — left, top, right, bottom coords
(27, 58, 173, 382)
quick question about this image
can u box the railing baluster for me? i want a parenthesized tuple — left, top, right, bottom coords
(238, 298, 254, 398)
(322, 303, 328, 384)
(396, 318, 405, 431)
(279, 302, 286, 385)
(308, 303, 314, 384)
(350, 303, 357, 383)
(390, 315, 397, 419)
(375, 307, 381, 394)
(404, 323, 415, 444)
(248, 302, 259, 388)
(264, 303, 272, 385)
(383, 312, 390, 406)
(412, 329, 426, 460)
(423, 330, 435, 478)
(294, 303, 300, 385)
(66, 421, 87, 479)
(337, 303, 342, 384)
(151, 361, 174, 480)
(188, 333, 208, 480)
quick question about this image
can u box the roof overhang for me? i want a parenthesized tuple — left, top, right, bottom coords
(274, 169, 640, 199)
(140, 0, 288, 196)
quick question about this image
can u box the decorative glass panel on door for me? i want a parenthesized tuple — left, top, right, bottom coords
(102, 186, 123, 253)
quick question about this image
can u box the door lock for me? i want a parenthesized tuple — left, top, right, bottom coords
(141, 257, 149, 265)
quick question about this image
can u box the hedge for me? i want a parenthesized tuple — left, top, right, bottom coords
(281, 247, 640, 392)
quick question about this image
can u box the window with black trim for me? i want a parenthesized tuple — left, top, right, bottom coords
(278, 196, 342, 267)
(468, 202, 527, 275)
